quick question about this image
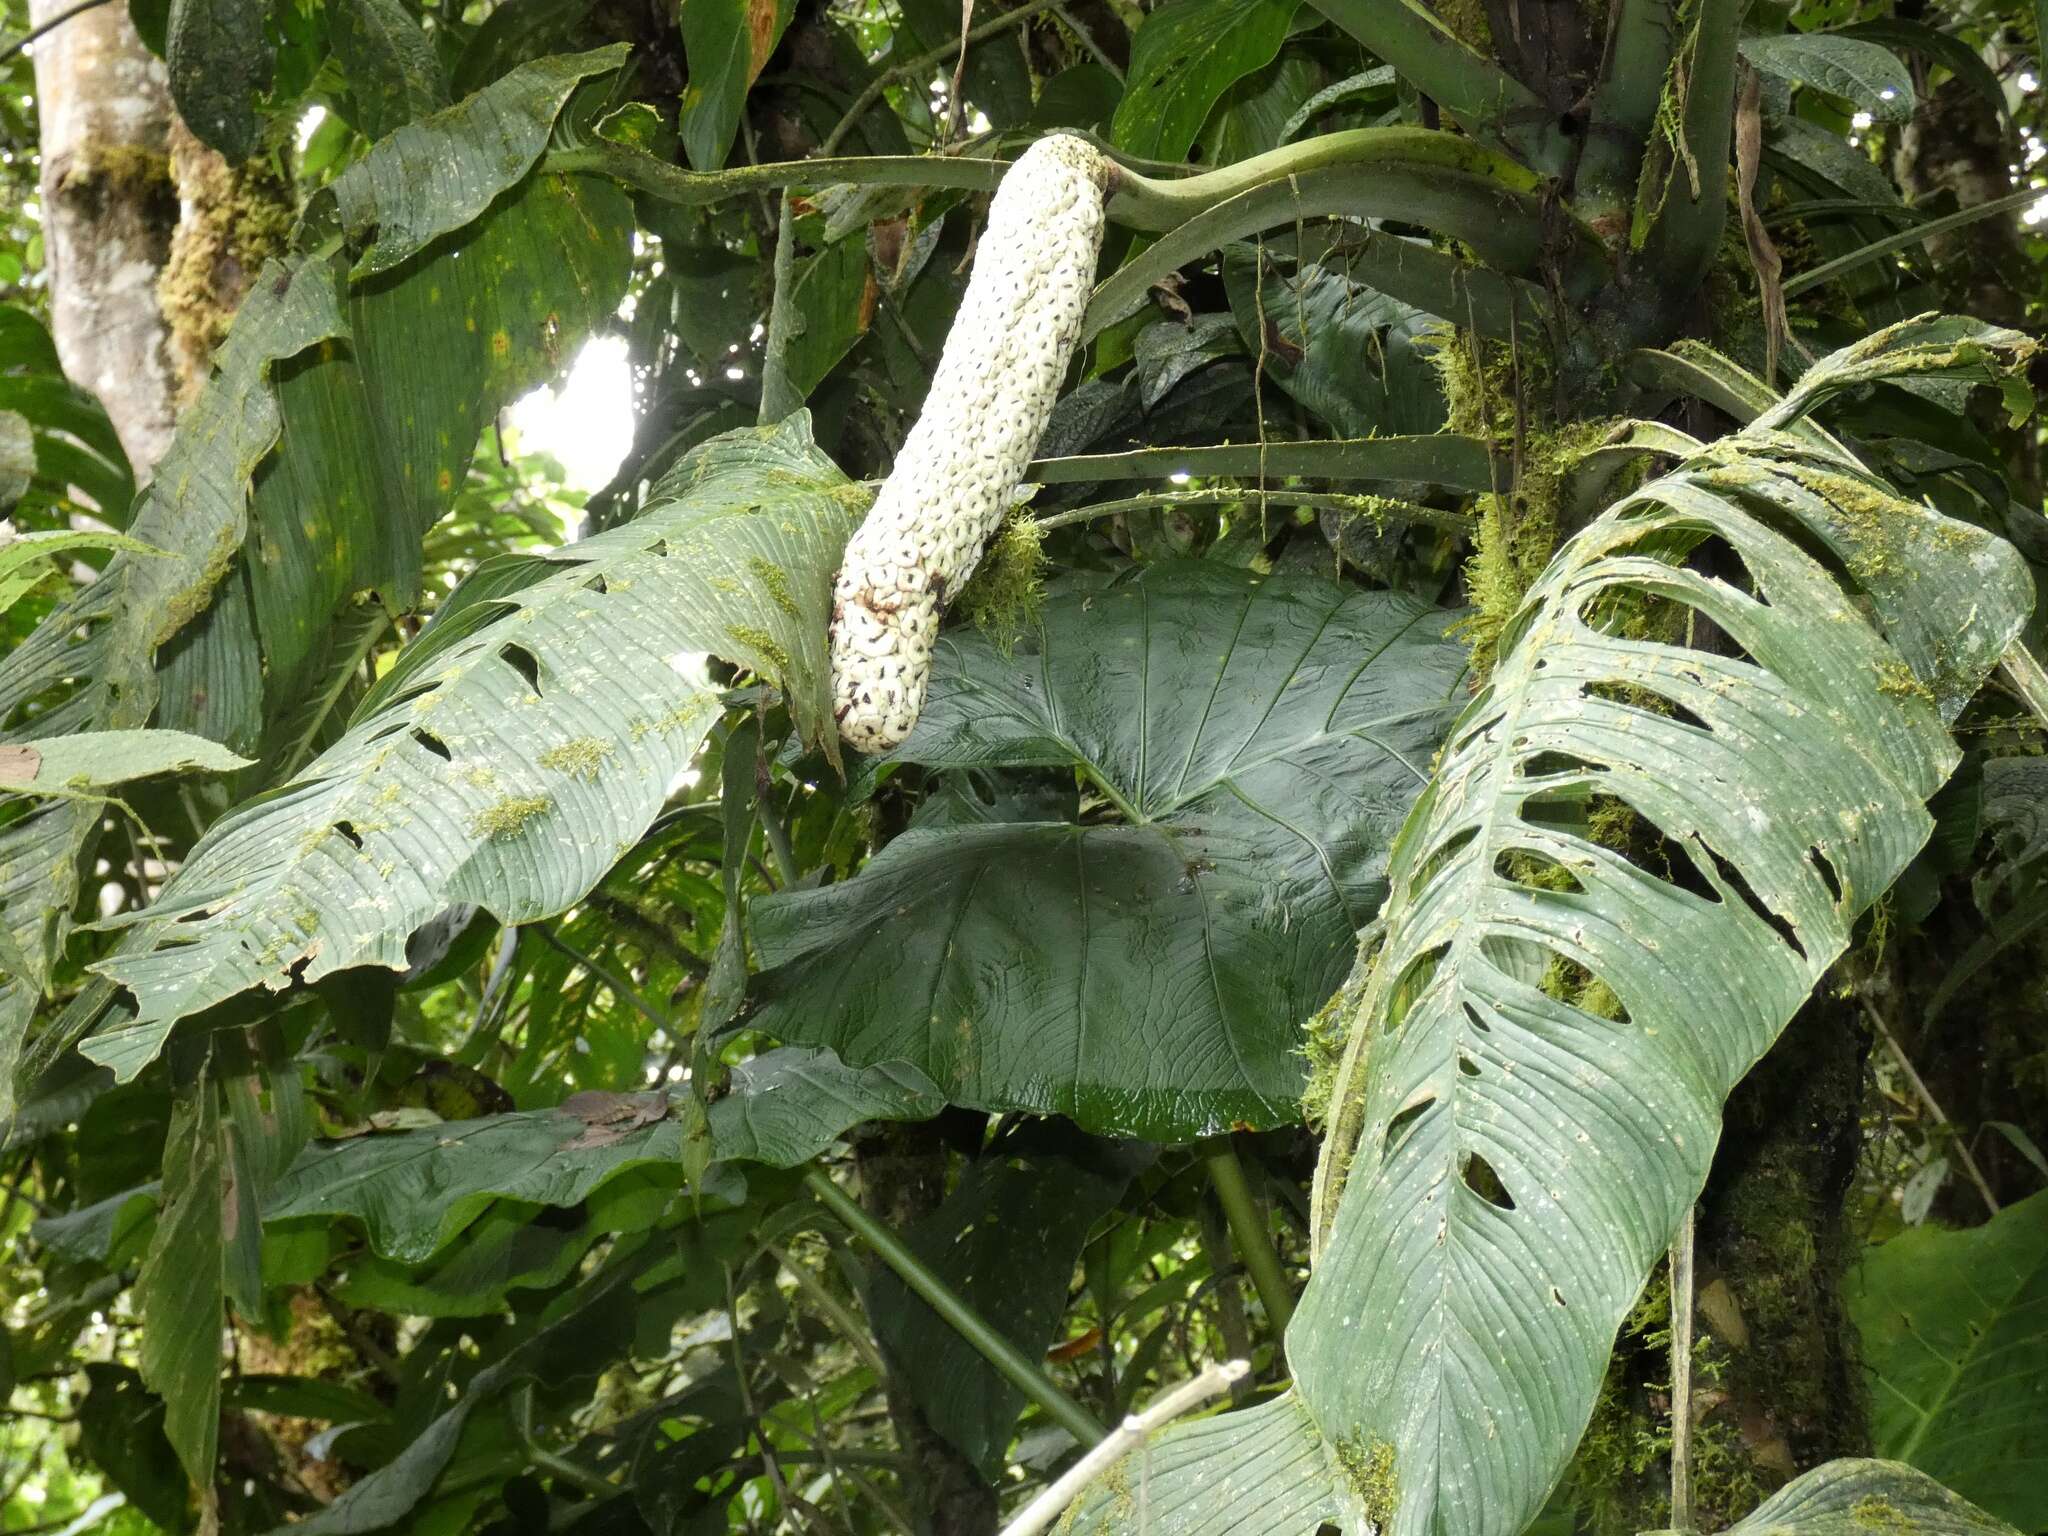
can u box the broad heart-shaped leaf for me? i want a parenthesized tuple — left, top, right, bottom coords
(1284, 329, 2033, 1536)
(1709, 1459, 2020, 1536)
(1848, 1191, 2048, 1528)
(84, 417, 860, 1077)
(748, 561, 1468, 1141)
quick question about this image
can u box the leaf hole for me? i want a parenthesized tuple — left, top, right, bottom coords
(412, 728, 453, 762)
(1808, 845, 1843, 905)
(1411, 826, 1477, 892)
(584, 573, 608, 595)
(1551, 1286, 1568, 1307)
(1462, 1001, 1491, 1035)
(1695, 836, 1807, 961)
(1384, 943, 1447, 1034)
(1457, 1051, 1481, 1077)
(333, 821, 364, 850)
(1493, 850, 1586, 894)
(1519, 750, 1609, 781)
(500, 643, 542, 694)
(1458, 1151, 1516, 1211)
(1381, 1094, 1437, 1166)
(647, 538, 670, 557)
(1580, 679, 1712, 735)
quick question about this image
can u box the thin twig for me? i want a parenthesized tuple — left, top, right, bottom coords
(1052, 2, 1122, 79)
(821, 0, 1061, 156)
(945, 0, 975, 143)
(0, 0, 113, 66)
(535, 923, 675, 1034)
(997, 1361, 1251, 1536)
(766, 1240, 890, 1379)
(726, 1264, 811, 1532)
(1668, 1206, 1696, 1532)
(1858, 995, 2001, 1217)
(1033, 488, 1472, 534)
(1999, 639, 2048, 732)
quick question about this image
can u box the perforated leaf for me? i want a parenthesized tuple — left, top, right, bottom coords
(1282, 324, 2033, 1536)
(84, 417, 860, 1076)
(1713, 1459, 2020, 1536)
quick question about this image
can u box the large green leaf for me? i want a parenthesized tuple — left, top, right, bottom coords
(1710, 1459, 2019, 1536)
(0, 262, 343, 1112)
(313, 44, 630, 275)
(679, 0, 793, 171)
(1062, 1391, 1344, 1534)
(330, 0, 449, 140)
(749, 561, 1468, 1140)
(166, 0, 274, 159)
(84, 417, 859, 1077)
(1278, 323, 2032, 1536)
(1849, 1191, 2048, 1528)
(1111, 0, 1301, 162)
(1741, 35, 1915, 121)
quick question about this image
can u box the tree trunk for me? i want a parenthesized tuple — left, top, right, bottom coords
(160, 119, 293, 402)
(855, 1123, 998, 1536)
(28, 0, 180, 480)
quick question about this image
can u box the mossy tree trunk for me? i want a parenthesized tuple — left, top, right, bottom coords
(27, 0, 179, 478)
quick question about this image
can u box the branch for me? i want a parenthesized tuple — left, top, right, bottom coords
(803, 1167, 1107, 1449)
(996, 1361, 1251, 1536)
(1034, 487, 1474, 534)
(1857, 994, 2001, 1219)
(1302, 0, 1561, 172)
(1027, 434, 1497, 491)
(1668, 1205, 1697, 1532)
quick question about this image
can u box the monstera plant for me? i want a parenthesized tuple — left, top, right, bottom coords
(3, 3, 2048, 1536)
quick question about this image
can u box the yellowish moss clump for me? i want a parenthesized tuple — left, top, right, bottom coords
(538, 737, 614, 781)
(953, 510, 1048, 654)
(471, 794, 551, 839)
(727, 626, 794, 674)
(1333, 1433, 1399, 1530)
(159, 128, 294, 399)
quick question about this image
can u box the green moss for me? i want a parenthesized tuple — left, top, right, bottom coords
(158, 133, 293, 398)
(1333, 1432, 1399, 1529)
(470, 794, 551, 839)
(747, 556, 803, 620)
(59, 143, 172, 199)
(1301, 935, 1377, 1133)
(538, 737, 615, 781)
(953, 511, 1048, 654)
(727, 625, 793, 674)
(1852, 1496, 1916, 1531)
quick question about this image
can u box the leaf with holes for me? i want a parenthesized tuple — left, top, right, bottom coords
(81, 416, 861, 1077)
(748, 560, 1468, 1139)
(1276, 320, 2033, 1536)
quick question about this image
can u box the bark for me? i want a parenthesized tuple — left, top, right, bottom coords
(28, 0, 179, 480)
(855, 1122, 998, 1536)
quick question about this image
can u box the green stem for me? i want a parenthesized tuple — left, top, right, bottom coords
(803, 1168, 1107, 1448)
(1028, 434, 1497, 491)
(1089, 131, 1608, 332)
(757, 787, 802, 888)
(766, 1241, 890, 1378)
(1578, 0, 1678, 231)
(1035, 487, 1473, 533)
(1635, 0, 1746, 321)
(1302, 0, 1561, 171)
(757, 192, 803, 425)
(1200, 1138, 1295, 1332)
(533, 924, 674, 1034)
(1782, 187, 2040, 298)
